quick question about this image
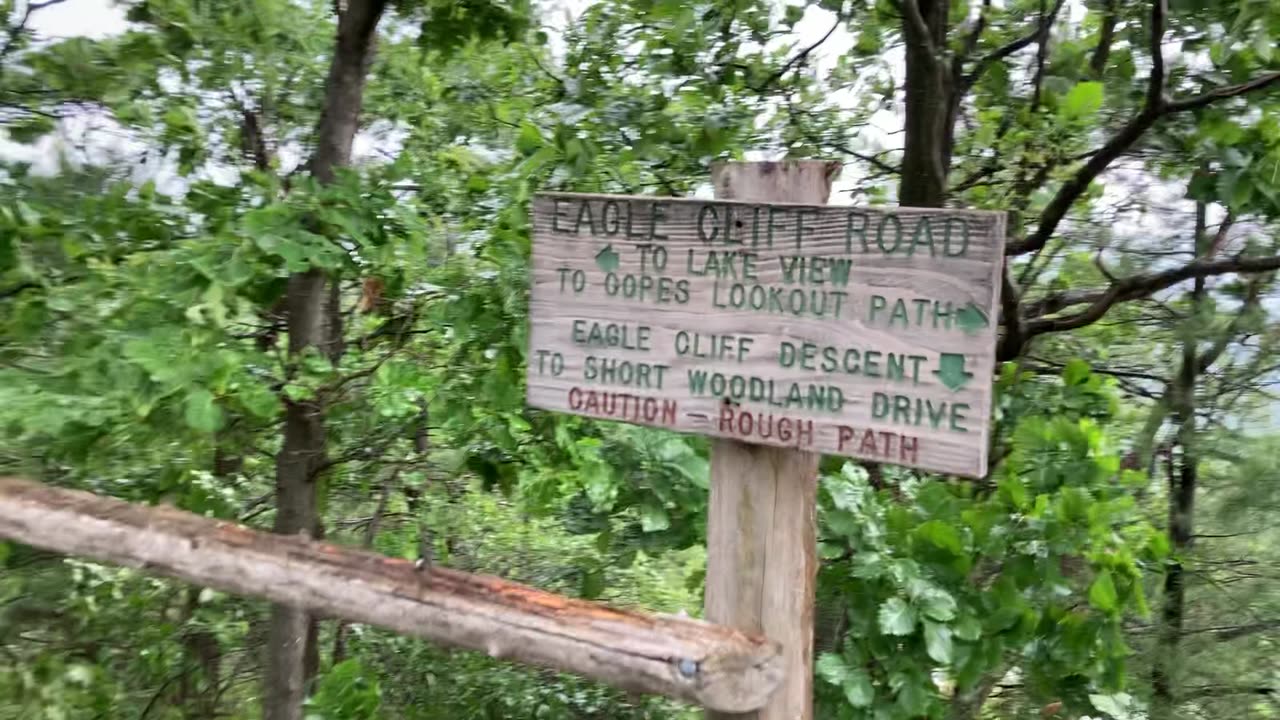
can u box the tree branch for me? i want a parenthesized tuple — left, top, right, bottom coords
(1089, 0, 1117, 77)
(1145, 0, 1168, 109)
(1022, 252, 1280, 338)
(0, 282, 40, 300)
(1167, 71, 1280, 112)
(950, 0, 990, 86)
(1011, 12, 1280, 256)
(750, 16, 842, 92)
(996, 268, 1024, 361)
(1008, 0, 1167, 256)
(1213, 620, 1280, 641)
(963, 0, 1066, 91)
(900, 0, 939, 59)
(1183, 685, 1275, 700)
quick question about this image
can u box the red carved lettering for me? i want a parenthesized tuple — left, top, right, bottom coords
(837, 425, 855, 451)
(719, 404, 735, 432)
(568, 389, 678, 427)
(795, 419, 813, 447)
(900, 435, 919, 463)
(661, 400, 677, 425)
(878, 431, 897, 458)
(777, 417, 793, 442)
(859, 429, 878, 455)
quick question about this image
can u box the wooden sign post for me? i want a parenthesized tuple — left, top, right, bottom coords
(526, 161, 1006, 719)
(703, 161, 832, 720)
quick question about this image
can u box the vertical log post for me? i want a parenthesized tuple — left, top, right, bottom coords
(705, 160, 837, 720)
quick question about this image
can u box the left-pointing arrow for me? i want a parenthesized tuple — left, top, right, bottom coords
(595, 244, 620, 273)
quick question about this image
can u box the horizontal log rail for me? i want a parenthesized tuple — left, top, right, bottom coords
(0, 477, 782, 713)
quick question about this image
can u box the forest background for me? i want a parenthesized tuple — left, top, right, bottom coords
(1, 0, 1279, 718)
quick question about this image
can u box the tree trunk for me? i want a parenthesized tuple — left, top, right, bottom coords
(899, 0, 952, 208)
(263, 2, 387, 719)
(1150, 200, 1207, 719)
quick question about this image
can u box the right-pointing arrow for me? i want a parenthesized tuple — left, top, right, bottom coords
(954, 303, 990, 335)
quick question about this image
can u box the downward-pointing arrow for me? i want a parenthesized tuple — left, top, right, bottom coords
(934, 353, 973, 392)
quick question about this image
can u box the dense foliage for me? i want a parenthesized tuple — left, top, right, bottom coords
(1, 0, 1278, 719)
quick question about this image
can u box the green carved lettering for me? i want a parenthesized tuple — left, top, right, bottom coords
(649, 202, 669, 241)
(552, 198, 572, 233)
(865, 351, 882, 378)
(845, 211, 869, 252)
(877, 214, 903, 254)
(697, 204, 719, 243)
(794, 208, 817, 249)
(869, 295, 888, 323)
(909, 217, 936, 256)
(767, 207, 787, 247)
(872, 392, 889, 419)
(893, 394, 911, 424)
(573, 200, 596, 235)
(944, 217, 969, 257)
(889, 299, 910, 328)
(778, 341, 797, 368)
(828, 257, 852, 286)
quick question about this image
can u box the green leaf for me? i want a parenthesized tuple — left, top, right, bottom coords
(1254, 30, 1273, 62)
(1062, 81, 1104, 119)
(817, 654, 875, 707)
(516, 123, 543, 156)
(815, 653, 849, 686)
(843, 669, 875, 707)
(919, 588, 958, 622)
(953, 615, 981, 641)
(1089, 692, 1128, 717)
(1089, 569, 1119, 612)
(916, 520, 963, 555)
(184, 389, 223, 433)
(924, 621, 953, 664)
(580, 568, 605, 599)
(639, 502, 670, 532)
(238, 382, 281, 420)
(1063, 358, 1091, 385)
(5, 115, 56, 144)
(878, 597, 917, 636)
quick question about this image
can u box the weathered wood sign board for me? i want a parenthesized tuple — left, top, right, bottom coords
(526, 192, 1006, 478)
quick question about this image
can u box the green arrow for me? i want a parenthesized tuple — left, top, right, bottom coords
(594, 244, 620, 273)
(934, 353, 972, 391)
(954, 302, 989, 335)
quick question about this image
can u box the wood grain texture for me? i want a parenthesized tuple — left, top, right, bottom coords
(0, 476, 783, 713)
(705, 160, 830, 720)
(526, 168, 1006, 478)
(706, 440, 820, 720)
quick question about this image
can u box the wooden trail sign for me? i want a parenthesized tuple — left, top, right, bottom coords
(526, 183, 1006, 477)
